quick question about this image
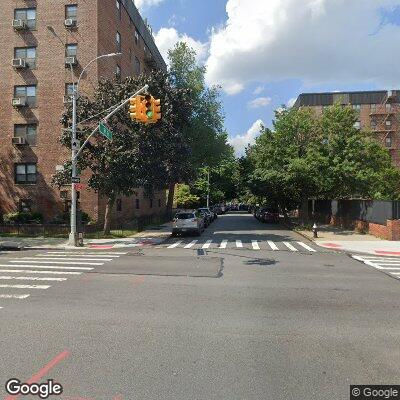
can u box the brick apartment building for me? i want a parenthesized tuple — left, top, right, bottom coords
(294, 90, 400, 167)
(0, 0, 168, 223)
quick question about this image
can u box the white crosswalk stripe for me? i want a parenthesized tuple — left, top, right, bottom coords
(283, 242, 298, 252)
(297, 242, 316, 252)
(219, 240, 228, 249)
(267, 241, 279, 251)
(252, 240, 260, 250)
(352, 255, 400, 280)
(236, 240, 243, 248)
(184, 240, 198, 249)
(202, 240, 212, 249)
(0, 250, 121, 309)
(168, 241, 182, 249)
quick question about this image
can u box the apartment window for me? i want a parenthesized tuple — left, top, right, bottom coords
(19, 199, 32, 213)
(386, 103, 392, 111)
(370, 120, 377, 129)
(65, 44, 78, 57)
(65, 4, 78, 21)
(149, 199, 153, 208)
(134, 56, 140, 75)
(385, 136, 392, 148)
(371, 104, 377, 112)
(135, 199, 140, 209)
(14, 85, 36, 106)
(116, 32, 121, 52)
(352, 104, 361, 111)
(354, 121, 361, 129)
(116, 0, 121, 19)
(134, 29, 139, 45)
(15, 8, 36, 29)
(14, 124, 37, 146)
(116, 64, 121, 80)
(116, 199, 122, 212)
(15, 163, 37, 184)
(158, 199, 161, 207)
(386, 120, 392, 127)
(14, 47, 36, 68)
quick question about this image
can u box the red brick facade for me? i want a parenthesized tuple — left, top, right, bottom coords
(0, 0, 167, 223)
(369, 220, 400, 241)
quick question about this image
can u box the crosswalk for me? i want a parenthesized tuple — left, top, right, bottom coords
(166, 239, 317, 252)
(0, 251, 126, 309)
(352, 255, 400, 280)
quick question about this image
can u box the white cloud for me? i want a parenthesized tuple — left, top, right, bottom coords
(154, 27, 209, 65)
(287, 97, 297, 107)
(205, 0, 400, 94)
(229, 119, 264, 157)
(134, 0, 164, 9)
(248, 97, 272, 108)
(253, 85, 265, 95)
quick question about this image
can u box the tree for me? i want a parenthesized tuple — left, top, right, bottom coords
(174, 184, 200, 209)
(53, 70, 193, 234)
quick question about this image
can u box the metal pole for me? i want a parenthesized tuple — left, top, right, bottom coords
(207, 169, 210, 208)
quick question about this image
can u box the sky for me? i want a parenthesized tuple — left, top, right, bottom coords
(135, 0, 400, 157)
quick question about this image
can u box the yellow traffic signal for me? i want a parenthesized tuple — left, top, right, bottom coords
(152, 98, 161, 122)
(129, 95, 146, 122)
(144, 94, 153, 122)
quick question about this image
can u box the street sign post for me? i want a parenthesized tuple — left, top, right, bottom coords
(99, 123, 113, 140)
(71, 177, 80, 184)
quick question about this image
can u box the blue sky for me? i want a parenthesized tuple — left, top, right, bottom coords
(137, 0, 400, 156)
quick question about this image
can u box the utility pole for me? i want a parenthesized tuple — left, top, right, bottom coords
(68, 53, 122, 246)
(206, 168, 210, 208)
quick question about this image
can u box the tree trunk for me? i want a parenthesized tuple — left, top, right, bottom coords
(166, 182, 176, 218)
(103, 196, 115, 236)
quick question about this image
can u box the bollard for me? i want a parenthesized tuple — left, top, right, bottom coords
(312, 222, 318, 238)
(78, 232, 84, 247)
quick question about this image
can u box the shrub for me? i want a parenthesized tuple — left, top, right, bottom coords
(4, 211, 43, 224)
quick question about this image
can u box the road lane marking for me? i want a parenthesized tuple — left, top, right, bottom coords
(375, 267, 400, 270)
(283, 242, 298, 252)
(0, 294, 30, 299)
(11, 260, 102, 266)
(202, 240, 212, 249)
(0, 264, 93, 271)
(297, 242, 316, 252)
(219, 240, 228, 249)
(252, 240, 260, 250)
(168, 241, 182, 249)
(43, 253, 121, 258)
(47, 251, 127, 255)
(0, 269, 82, 275)
(0, 276, 66, 281)
(23, 257, 112, 262)
(267, 241, 279, 251)
(0, 284, 50, 289)
(236, 240, 243, 248)
(184, 240, 198, 249)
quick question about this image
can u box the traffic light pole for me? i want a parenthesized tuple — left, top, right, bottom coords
(68, 84, 149, 246)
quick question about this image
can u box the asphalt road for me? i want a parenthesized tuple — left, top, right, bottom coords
(0, 213, 399, 400)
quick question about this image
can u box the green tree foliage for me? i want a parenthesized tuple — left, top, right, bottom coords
(174, 184, 200, 209)
(244, 104, 400, 211)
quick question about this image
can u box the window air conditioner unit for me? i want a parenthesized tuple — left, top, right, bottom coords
(64, 19, 76, 27)
(12, 19, 26, 30)
(65, 56, 77, 66)
(63, 95, 73, 104)
(12, 58, 26, 68)
(12, 97, 26, 107)
(12, 137, 26, 145)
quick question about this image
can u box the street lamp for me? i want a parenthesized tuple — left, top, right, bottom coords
(68, 52, 122, 246)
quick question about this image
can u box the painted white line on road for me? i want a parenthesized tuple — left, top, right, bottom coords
(0, 269, 82, 275)
(0, 284, 50, 290)
(0, 294, 30, 299)
(219, 240, 228, 249)
(0, 276, 66, 282)
(202, 240, 212, 249)
(375, 267, 400, 270)
(23, 257, 112, 262)
(11, 260, 102, 266)
(168, 241, 182, 249)
(236, 240, 243, 248)
(184, 240, 198, 249)
(44, 253, 121, 258)
(297, 242, 316, 252)
(267, 241, 279, 251)
(252, 240, 260, 250)
(0, 264, 93, 271)
(283, 242, 298, 252)
(47, 251, 127, 255)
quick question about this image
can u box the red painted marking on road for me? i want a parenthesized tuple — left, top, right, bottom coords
(320, 243, 342, 248)
(112, 395, 123, 400)
(88, 245, 114, 249)
(5, 350, 70, 400)
(375, 250, 400, 256)
(132, 276, 145, 285)
(139, 240, 155, 245)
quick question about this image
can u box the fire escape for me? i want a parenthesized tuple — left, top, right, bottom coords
(369, 90, 398, 162)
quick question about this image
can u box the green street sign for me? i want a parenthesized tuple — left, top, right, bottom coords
(99, 123, 113, 140)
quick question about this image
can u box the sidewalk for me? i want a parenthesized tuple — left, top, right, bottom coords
(297, 224, 400, 256)
(0, 222, 173, 250)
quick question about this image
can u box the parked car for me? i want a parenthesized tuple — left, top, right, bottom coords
(260, 208, 280, 223)
(198, 207, 215, 223)
(220, 204, 226, 214)
(211, 204, 221, 216)
(197, 209, 211, 227)
(172, 211, 205, 236)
